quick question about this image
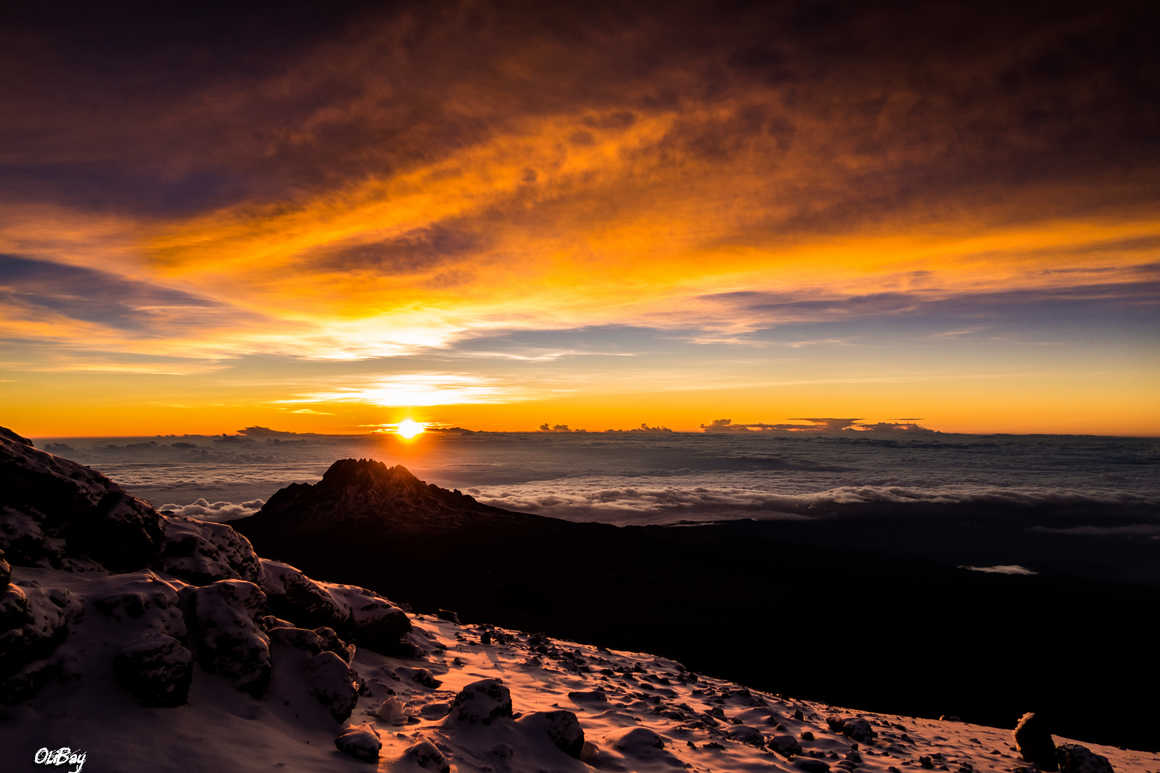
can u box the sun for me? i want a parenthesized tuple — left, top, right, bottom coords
(395, 418, 425, 440)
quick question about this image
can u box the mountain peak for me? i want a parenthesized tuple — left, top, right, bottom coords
(236, 458, 512, 536)
(320, 458, 423, 493)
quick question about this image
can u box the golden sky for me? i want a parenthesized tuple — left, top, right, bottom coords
(1, 1, 1158, 436)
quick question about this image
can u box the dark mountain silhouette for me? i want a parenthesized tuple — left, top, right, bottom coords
(232, 459, 1160, 752)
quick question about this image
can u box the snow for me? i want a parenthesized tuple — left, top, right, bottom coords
(3, 565, 1158, 772)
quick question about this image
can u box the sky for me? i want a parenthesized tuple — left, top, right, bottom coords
(1, 0, 1158, 437)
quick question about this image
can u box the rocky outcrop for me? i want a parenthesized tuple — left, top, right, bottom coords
(322, 581, 412, 654)
(828, 715, 875, 744)
(235, 458, 514, 536)
(258, 559, 344, 628)
(0, 428, 162, 571)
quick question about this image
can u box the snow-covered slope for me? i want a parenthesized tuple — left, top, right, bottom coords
(1, 427, 1155, 773)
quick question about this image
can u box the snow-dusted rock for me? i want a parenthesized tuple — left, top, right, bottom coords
(92, 571, 186, 639)
(258, 559, 344, 628)
(0, 548, 10, 589)
(795, 759, 831, 773)
(519, 710, 586, 758)
(113, 632, 194, 706)
(1015, 711, 1058, 771)
(305, 651, 359, 722)
(182, 579, 270, 696)
(159, 515, 260, 585)
(322, 581, 412, 653)
(335, 723, 381, 762)
(1057, 744, 1115, 773)
(402, 739, 450, 772)
(447, 678, 513, 724)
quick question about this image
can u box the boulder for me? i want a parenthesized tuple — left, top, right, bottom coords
(113, 633, 194, 706)
(447, 678, 513, 724)
(182, 579, 270, 696)
(335, 723, 381, 762)
(0, 549, 10, 589)
(402, 740, 450, 772)
(519, 710, 585, 758)
(158, 516, 261, 585)
(1057, 744, 1115, 773)
(397, 666, 441, 689)
(568, 687, 608, 705)
(1014, 712, 1057, 771)
(795, 760, 831, 773)
(306, 651, 359, 722)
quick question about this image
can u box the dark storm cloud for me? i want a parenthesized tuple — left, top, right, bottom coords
(2, 0, 1156, 223)
(0, 254, 238, 334)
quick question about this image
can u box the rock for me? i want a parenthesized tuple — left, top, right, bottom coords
(0, 549, 9, 589)
(182, 579, 270, 696)
(770, 734, 804, 756)
(447, 678, 513, 724)
(795, 760, 830, 773)
(519, 710, 585, 758)
(1056, 744, 1115, 773)
(334, 723, 380, 762)
(322, 582, 412, 654)
(436, 608, 459, 623)
(727, 725, 765, 747)
(1014, 712, 1057, 771)
(306, 651, 360, 722)
(0, 429, 163, 570)
(402, 740, 450, 772)
(258, 559, 343, 629)
(158, 516, 261, 585)
(113, 633, 194, 706)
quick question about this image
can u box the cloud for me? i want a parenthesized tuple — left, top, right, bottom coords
(960, 564, 1038, 576)
(158, 498, 265, 522)
(275, 373, 518, 407)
